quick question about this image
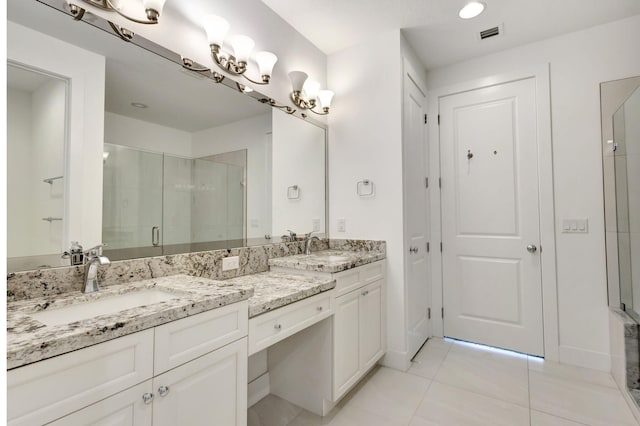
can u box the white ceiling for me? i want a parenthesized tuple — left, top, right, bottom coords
(260, 0, 640, 70)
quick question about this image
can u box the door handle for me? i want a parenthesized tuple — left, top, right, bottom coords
(527, 244, 538, 253)
(409, 247, 419, 254)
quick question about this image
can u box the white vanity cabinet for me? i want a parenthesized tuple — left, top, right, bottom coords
(332, 261, 386, 401)
(7, 301, 248, 426)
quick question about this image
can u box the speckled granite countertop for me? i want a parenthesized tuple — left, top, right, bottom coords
(7, 275, 253, 370)
(221, 271, 336, 318)
(268, 249, 386, 273)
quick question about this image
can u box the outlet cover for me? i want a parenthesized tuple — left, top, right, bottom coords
(222, 256, 240, 271)
(337, 218, 346, 232)
(312, 218, 321, 232)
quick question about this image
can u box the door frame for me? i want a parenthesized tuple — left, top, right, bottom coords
(427, 64, 559, 361)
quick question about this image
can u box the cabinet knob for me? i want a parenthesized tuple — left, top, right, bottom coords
(158, 386, 170, 397)
(317, 306, 323, 311)
(362, 290, 369, 296)
(142, 393, 154, 405)
(274, 323, 282, 330)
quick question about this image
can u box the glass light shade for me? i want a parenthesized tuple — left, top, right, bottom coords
(255, 51, 278, 77)
(303, 80, 321, 100)
(229, 35, 255, 63)
(142, 0, 166, 14)
(202, 15, 230, 46)
(459, 1, 485, 19)
(317, 90, 334, 109)
(289, 71, 308, 93)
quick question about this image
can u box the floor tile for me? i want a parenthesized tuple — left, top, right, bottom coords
(530, 410, 588, 426)
(412, 381, 529, 426)
(433, 340, 529, 407)
(247, 394, 302, 426)
(528, 356, 617, 388)
(347, 366, 431, 424)
(530, 370, 637, 426)
(409, 338, 452, 379)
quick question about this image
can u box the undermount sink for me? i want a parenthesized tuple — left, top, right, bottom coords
(30, 288, 180, 326)
(309, 255, 351, 262)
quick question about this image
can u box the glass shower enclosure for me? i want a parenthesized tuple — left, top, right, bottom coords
(102, 143, 246, 259)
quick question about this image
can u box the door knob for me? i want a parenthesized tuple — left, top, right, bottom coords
(527, 244, 538, 253)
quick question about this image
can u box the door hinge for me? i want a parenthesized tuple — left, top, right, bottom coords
(426, 242, 430, 253)
(440, 242, 443, 252)
(425, 177, 429, 188)
(437, 114, 440, 125)
(424, 114, 428, 124)
(428, 308, 431, 319)
(441, 307, 444, 318)
(438, 177, 442, 189)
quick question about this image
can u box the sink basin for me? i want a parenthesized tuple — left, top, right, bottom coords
(310, 255, 351, 262)
(30, 289, 180, 326)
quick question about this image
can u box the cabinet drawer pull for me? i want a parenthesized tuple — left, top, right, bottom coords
(158, 385, 170, 397)
(142, 392, 154, 405)
(317, 306, 323, 312)
(274, 323, 282, 330)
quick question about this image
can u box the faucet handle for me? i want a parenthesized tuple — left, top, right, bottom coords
(286, 230, 297, 239)
(84, 244, 105, 257)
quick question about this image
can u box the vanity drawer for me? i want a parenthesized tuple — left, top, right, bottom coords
(248, 291, 334, 355)
(154, 301, 248, 375)
(334, 261, 385, 297)
(7, 329, 154, 426)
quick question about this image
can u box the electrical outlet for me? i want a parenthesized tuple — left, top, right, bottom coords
(312, 218, 321, 232)
(337, 218, 346, 232)
(222, 256, 240, 271)
(250, 218, 260, 228)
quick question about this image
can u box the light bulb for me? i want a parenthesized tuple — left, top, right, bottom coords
(255, 51, 278, 79)
(229, 35, 254, 63)
(303, 80, 321, 101)
(289, 71, 308, 94)
(459, 1, 485, 19)
(317, 90, 334, 110)
(202, 15, 229, 47)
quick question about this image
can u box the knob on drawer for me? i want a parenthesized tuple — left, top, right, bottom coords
(274, 323, 282, 330)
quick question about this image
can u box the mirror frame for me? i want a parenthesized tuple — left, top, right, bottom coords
(7, 0, 329, 272)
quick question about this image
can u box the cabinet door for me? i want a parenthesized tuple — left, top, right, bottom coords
(47, 381, 152, 426)
(333, 290, 361, 400)
(152, 338, 247, 426)
(360, 280, 384, 371)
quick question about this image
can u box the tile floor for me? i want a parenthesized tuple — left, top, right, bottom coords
(248, 338, 640, 426)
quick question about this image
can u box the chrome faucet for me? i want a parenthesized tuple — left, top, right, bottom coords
(82, 245, 110, 293)
(304, 232, 320, 255)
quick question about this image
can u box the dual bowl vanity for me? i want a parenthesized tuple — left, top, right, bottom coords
(7, 243, 386, 425)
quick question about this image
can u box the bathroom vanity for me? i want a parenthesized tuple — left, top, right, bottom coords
(6, 245, 386, 425)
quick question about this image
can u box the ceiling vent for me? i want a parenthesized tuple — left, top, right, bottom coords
(478, 24, 503, 41)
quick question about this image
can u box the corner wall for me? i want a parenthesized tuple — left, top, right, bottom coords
(426, 15, 640, 371)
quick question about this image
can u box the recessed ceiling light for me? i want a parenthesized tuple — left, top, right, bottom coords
(131, 102, 148, 108)
(459, 1, 486, 19)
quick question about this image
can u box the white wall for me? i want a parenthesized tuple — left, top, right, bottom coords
(426, 15, 640, 370)
(8, 22, 106, 252)
(193, 113, 272, 239)
(104, 112, 194, 157)
(271, 109, 326, 237)
(327, 30, 408, 369)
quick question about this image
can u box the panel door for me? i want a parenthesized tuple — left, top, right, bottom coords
(333, 290, 361, 400)
(359, 280, 384, 371)
(47, 381, 152, 426)
(403, 68, 431, 359)
(152, 338, 247, 426)
(440, 77, 544, 356)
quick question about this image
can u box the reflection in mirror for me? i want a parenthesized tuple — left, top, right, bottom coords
(7, 63, 68, 271)
(7, 0, 327, 272)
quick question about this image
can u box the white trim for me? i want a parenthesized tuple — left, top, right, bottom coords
(381, 349, 411, 371)
(427, 64, 560, 361)
(247, 372, 270, 408)
(558, 345, 611, 372)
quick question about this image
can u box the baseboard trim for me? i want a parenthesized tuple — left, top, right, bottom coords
(381, 349, 411, 371)
(248, 372, 270, 408)
(558, 345, 611, 372)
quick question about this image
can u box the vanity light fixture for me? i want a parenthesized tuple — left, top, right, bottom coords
(202, 14, 278, 85)
(73, 0, 167, 24)
(459, 1, 486, 19)
(289, 71, 334, 115)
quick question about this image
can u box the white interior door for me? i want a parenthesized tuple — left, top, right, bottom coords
(403, 66, 430, 359)
(440, 77, 544, 356)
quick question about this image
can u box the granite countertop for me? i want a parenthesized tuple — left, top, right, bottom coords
(268, 249, 386, 273)
(6, 275, 253, 370)
(221, 271, 336, 318)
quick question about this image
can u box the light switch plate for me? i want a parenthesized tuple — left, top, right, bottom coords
(562, 218, 589, 233)
(312, 218, 321, 232)
(337, 218, 346, 232)
(222, 256, 240, 271)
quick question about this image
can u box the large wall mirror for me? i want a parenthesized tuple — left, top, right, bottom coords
(7, 0, 327, 272)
